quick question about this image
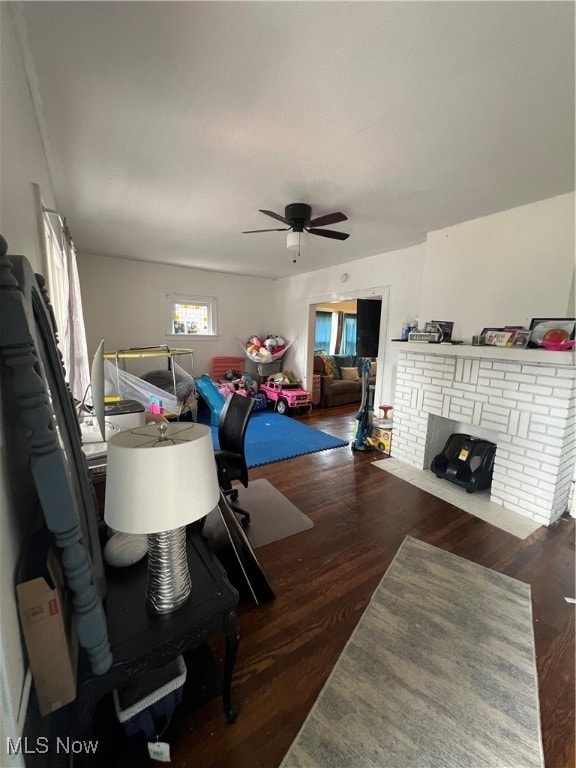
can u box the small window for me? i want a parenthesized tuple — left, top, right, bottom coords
(166, 294, 218, 339)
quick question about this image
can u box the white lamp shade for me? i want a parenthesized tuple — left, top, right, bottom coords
(104, 423, 219, 534)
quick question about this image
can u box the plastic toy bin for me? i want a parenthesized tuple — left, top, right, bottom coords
(113, 655, 187, 740)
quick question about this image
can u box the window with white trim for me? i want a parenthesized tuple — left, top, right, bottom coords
(166, 294, 218, 338)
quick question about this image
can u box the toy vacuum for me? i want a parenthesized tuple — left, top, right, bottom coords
(351, 359, 375, 452)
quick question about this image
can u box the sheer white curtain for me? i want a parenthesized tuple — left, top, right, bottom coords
(62, 222, 90, 403)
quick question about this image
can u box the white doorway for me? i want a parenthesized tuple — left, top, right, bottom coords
(305, 286, 390, 407)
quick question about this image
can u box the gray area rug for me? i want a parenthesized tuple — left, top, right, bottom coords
(280, 536, 543, 768)
(237, 479, 314, 549)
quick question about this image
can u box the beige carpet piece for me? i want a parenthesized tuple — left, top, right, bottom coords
(372, 457, 541, 539)
(281, 536, 543, 768)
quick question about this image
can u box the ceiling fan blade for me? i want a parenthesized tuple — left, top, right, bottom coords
(259, 209, 291, 225)
(242, 227, 291, 233)
(309, 211, 348, 227)
(307, 228, 350, 240)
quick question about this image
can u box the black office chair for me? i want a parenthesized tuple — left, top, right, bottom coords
(214, 392, 255, 528)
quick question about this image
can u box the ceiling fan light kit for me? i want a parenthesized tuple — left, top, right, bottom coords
(243, 202, 350, 250)
(286, 231, 301, 251)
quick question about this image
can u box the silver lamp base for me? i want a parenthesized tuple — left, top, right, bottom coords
(146, 527, 191, 614)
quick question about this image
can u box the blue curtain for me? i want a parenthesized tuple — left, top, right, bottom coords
(314, 311, 332, 353)
(341, 313, 357, 355)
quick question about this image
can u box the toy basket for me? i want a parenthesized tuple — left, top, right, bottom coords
(256, 359, 283, 377)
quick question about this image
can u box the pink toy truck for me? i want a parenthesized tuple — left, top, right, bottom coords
(260, 380, 312, 415)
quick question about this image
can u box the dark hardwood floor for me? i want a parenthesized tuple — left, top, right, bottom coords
(120, 404, 575, 768)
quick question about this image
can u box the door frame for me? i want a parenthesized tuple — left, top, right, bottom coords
(304, 286, 390, 404)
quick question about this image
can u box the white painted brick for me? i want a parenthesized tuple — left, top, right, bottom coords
(508, 409, 520, 435)
(546, 426, 568, 438)
(478, 386, 503, 397)
(492, 476, 522, 491)
(526, 449, 561, 467)
(515, 402, 550, 415)
(522, 384, 554, 396)
(393, 350, 573, 527)
(505, 373, 536, 384)
(536, 376, 570, 387)
(495, 397, 522, 409)
(498, 380, 520, 391)
(492, 488, 520, 504)
(554, 387, 574, 398)
(532, 413, 564, 429)
(516, 486, 554, 504)
(507, 391, 536, 404)
(471, 360, 480, 384)
(517, 412, 530, 439)
(493, 362, 522, 373)
(529, 422, 546, 434)
(556, 367, 576, 379)
(484, 403, 510, 417)
(455, 358, 464, 381)
(451, 381, 481, 393)
(514, 498, 549, 516)
(473, 402, 483, 424)
(481, 419, 508, 432)
(416, 389, 424, 411)
(522, 365, 558, 376)
(537, 479, 558, 494)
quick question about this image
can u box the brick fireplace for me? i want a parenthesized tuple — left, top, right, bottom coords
(391, 344, 576, 526)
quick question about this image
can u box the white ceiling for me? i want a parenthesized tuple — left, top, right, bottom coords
(17, 1, 575, 279)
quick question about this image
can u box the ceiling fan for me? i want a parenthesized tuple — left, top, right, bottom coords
(242, 203, 350, 244)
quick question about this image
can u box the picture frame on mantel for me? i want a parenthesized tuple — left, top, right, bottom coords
(528, 318, 575, 348)
(431, 320, 454, 342)
(511, 330, 531, 348)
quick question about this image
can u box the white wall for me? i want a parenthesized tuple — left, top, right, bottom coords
(274, 243, 427, 406)
(0, 6, 58, 763)
(0, 5, 57, 272)
(419, 193, 575, 340)
(77, 253, 280, 376)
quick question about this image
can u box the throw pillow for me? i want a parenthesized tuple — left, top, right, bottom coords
(341, 367, 360, 382)
(321, 353, 341, 380)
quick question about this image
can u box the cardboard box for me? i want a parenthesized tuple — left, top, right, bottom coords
(16, 549, 78, 715)
(370, 426, 392, 454)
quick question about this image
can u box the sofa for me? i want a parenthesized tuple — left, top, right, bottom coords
(313, 353, 376, 408)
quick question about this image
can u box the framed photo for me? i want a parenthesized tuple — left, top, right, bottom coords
(481, 327, 503, 336)
(484, 330, 513, 347)
(431, 320, 454, 342)
(511, 330, 531, 348)
(528, 318, 575, 348)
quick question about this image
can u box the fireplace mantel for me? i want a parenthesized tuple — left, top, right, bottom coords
(391, 344, 576, 526)
(391, 341, 575, 366)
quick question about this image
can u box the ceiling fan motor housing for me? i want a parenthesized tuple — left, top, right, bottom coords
(285, 203, 311, 231)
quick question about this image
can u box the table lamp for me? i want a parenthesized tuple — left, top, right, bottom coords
(104, 422, 219, 614)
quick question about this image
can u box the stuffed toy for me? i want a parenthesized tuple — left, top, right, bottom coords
(244, 334, 290, 362)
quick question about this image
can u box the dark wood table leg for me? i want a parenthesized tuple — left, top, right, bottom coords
(222, 609, 240, 723)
